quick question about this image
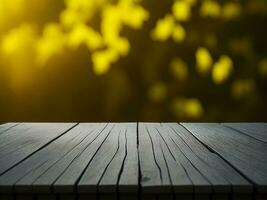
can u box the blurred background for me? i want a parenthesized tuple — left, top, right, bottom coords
(0, 0, 267, 122)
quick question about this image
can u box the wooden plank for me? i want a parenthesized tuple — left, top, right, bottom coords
(165, 123, 231, 193)
(0, 123, 30, 148)
(166, 123, 252, 194)
(0, 123, 19, 135)
(147, 123, 195, 200)
(181, 123, 267, 194)
(146, 124, 211, 197)
(97, 124, 127, 195)
(11, 124, 100, 193)
(150, 124, 194, 194)
(31, 123, 110, 193)
(145, 124, 172, 192)
(78, 124, 123, 195)
(52, 123, 114, 193)
(118, 123, 139, 194)
(96, 123, 139, 199)
(0, 123, 76, 175)
(223, 123, 267, 143)
(138, 123, 167, 194)
(0, 123, 79, 193)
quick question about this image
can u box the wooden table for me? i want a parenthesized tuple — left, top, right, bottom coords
(0, 123, 266, 200)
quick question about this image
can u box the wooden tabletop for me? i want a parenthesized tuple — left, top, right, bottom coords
(0, 123, 266, 200)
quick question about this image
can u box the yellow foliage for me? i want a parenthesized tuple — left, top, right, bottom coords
(172, 24, 186, 43)
(231, 79, 256, 99)
(148, 82, 167, 102)
(36, 24, 66, 66)
(62, 0, 106, 27)
(151, 15, 175, 41)
(1, 24, 37, 57)
(98, 0, 148, 71)
(196, 47, 213, 75)
(212, 55, 233, 84)
(200, 0, 221, 18)
(170, 57, 188, 81)
(172, 97, 204, 119)
(68, 24, 103, 50)
(120, 1, 149, 29)
(92, 49, 119, 75)
(172, 0, 191, 21)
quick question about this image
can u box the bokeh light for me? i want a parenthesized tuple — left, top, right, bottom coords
(0, 0, 267, 121)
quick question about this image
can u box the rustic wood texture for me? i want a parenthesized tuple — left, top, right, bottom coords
(0, 123, 266, 200)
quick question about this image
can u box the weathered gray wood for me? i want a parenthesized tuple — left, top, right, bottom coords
(181, 123, 267, 194)
(148, 123, 193, 194)
(142, 123, 172, 192)
(0, 123, 98, 193)
(0, 123, 19, 135)
(98, 125, 127, 194)
(166, 123, 252, 193)
(223, 123, 267, 143)
(0, 123, 31, 149)
(0, 123, 76, 175)
(118, 123, 139, 193)
(149, 124, 211, 197)
(31, 123, 107, 193)
(16, 123, 100, 192)
(78, 124, 123, 193)
(0, 122, 265, 200)
(53, 123, 114, 193)
(138, 123, 169, 194)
